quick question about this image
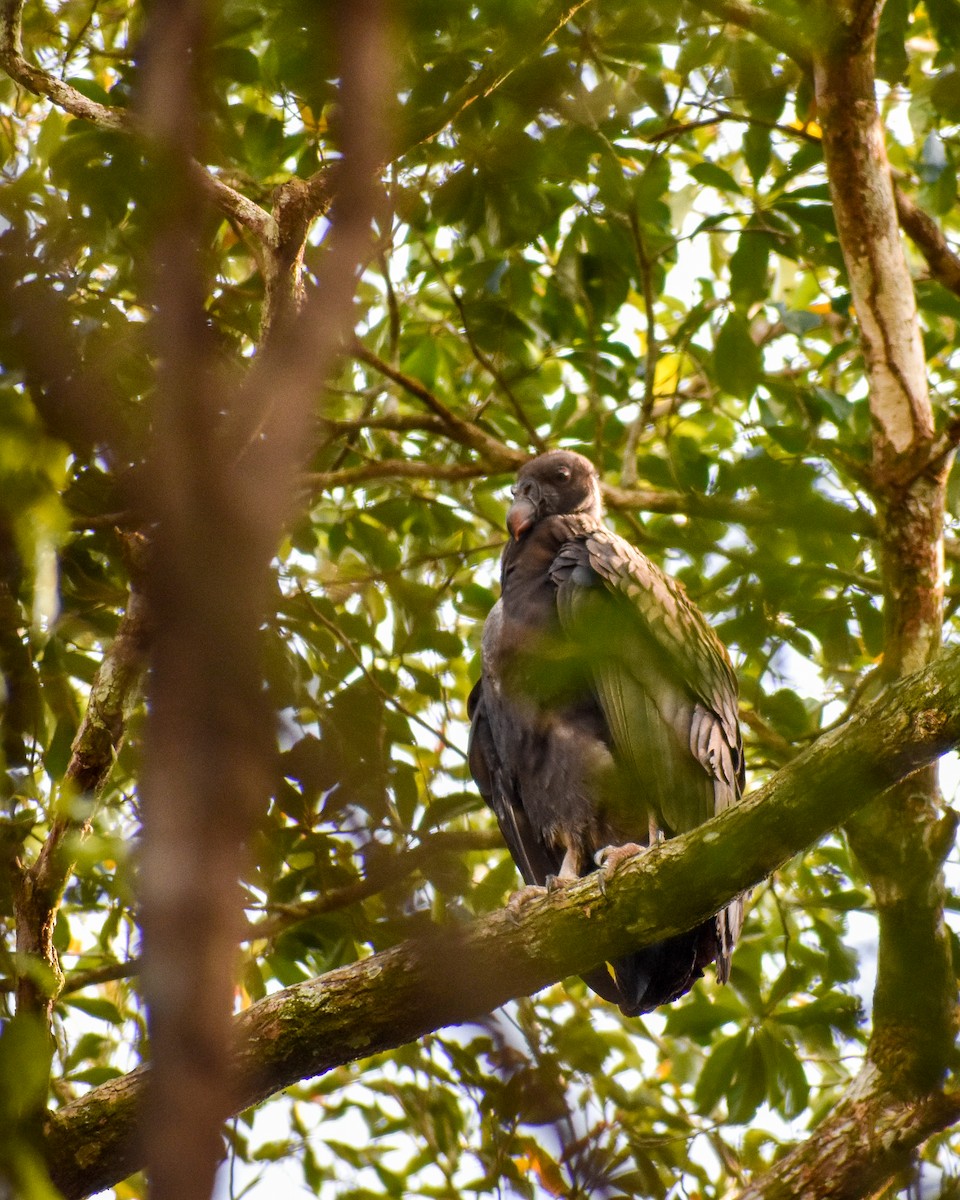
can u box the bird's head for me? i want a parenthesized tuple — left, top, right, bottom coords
(506, 450, 604, 539)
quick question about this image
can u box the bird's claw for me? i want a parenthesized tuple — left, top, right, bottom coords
(506, 884, 548, 922)
(594, 842, 645, 896)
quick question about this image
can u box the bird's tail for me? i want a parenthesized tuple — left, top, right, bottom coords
(582, 928, 713, 1016)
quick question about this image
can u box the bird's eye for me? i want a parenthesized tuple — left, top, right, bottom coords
(556, 467, 571, 482)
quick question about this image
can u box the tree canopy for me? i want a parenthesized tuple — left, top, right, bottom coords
(2, 1, 960, 1198)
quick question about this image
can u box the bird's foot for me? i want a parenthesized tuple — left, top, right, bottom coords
(506, 884, 548, 918)
(544, 871, 577, 892)
(594, 842, 646, 895)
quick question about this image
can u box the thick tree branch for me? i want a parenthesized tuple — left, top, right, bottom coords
(737, 1072, 960, 1200)
(0, 0, 274, 244)
(0, 0, 125, 129)
(13, 572, 148, 1022)
(42, 644, 960, 1200)
(814, 30, 933, 478)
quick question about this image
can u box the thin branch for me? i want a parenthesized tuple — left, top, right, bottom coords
(404, 0, 598, 148)
(297, 587, 465, 756)
(740, 708, 800, 764)
(621, 214, 660, 485)
(306, 459, 490, 493)
(352, 342, 526, 468)
(642, 108, 822, 147)
(418, 240, 547, 451)
(306, 440, 878, 540)
(61, 959, 141, 995)
(895, 182, 960, 298)
(320, 413, 450, 439)
(248, 829, 503, 940)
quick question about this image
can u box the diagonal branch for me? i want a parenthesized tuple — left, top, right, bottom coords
(404, 0, 598, 148)
(686, 0, 812, 71)
(895, 182, 960, 298)
(42, 643, 960, 1200)
(737, 1074, 960, 1200)
(13, 562, 148, 1023)
(353, 343, 527, 467)
(0, 0, 274, 244)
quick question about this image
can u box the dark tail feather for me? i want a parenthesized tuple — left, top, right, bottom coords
(611, 933, 702, 1015)
(580, 912, 735, 1015)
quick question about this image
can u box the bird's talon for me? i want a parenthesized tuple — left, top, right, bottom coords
(506, 884, 548, 917)
(547, 869, 580, 891)
(595, 842, 645, 874)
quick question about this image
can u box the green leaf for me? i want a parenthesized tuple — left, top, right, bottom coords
(743, 125, 772, 184)
(729, 231, 772, 308)
(756, 1029, 809, 1118)
(695, 1030, 747, 1114)
(726, 1035, 767, 1124)
(714, 312, 762, 397)
(61, 996, 124, 1025)
(930, 68, 960, 121)
(689, 162, 743, 194)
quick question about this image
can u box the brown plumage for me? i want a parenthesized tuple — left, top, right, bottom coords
(468, 450, 744, 1014)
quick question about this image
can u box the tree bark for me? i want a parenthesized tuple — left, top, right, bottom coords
(812, 0, 956, 1113)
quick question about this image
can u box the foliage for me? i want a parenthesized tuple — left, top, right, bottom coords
(1, 0, 959, 1197)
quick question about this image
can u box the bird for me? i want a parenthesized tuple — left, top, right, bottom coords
(467, 449, 744, 1015)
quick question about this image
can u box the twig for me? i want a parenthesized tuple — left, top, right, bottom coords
(248, 829, 504, 941)
(296, 585, 466, 757)
(621, 213, 660, 485)
(419, 240, 547, 451)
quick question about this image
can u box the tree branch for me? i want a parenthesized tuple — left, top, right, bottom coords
(0, 0, 274, 244)
(353, 343, 527, 468)
(686, 0, 812, 71)
(403, 0, 598, 148)
(895, 182, 960, 298)
(813, 0, 955, 1126)
(737, 1072, 960, 1200)
(42, 643, 960, 1200)
(13, 569, 148, 1022)
(248, 829, 503, 940)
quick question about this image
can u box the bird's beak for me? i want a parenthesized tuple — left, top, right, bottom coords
(506, 494, 537, 539)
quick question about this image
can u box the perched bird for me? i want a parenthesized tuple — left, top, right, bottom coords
(468, 450, 744, 1014)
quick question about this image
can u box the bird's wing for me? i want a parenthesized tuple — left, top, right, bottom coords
(552, 526, 743, 836)
(468, 603, 561, 886)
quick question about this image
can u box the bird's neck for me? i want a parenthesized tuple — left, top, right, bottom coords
(500, 514, 592, 616)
